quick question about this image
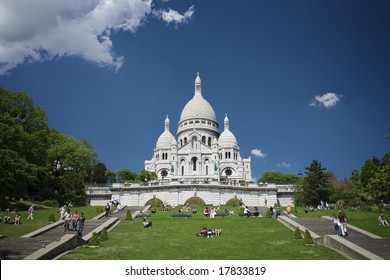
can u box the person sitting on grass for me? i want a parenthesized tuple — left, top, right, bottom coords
(378, 213, 389, 226)
(196, 227, 207, 237)
(253, 207, 259, 216)
(203, 207, 210, 218)
(143, 218, 153, 228)
(214, 228, 222, 237)
(207, 229, 214, 238)
(14, 214, 21, 225)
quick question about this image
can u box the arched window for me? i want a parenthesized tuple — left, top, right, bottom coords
(202, 136, 206, 144)
(208, 137, 211, 146)
(180, 159, 185, 175)
(180, 139, 183, 146)
(192, 157, 197, 171)
(184, 137, 187, 144)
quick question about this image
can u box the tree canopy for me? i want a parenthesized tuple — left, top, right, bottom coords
(258, 172, 301, 184)
(299, 160, 332, 207)
(0, 88, 97, 207)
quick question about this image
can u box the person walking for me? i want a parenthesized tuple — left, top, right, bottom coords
(63, 209, 71, 232)
(77, 212, 86, 237)
(105, 203, 110, 217)
(286, 206, 292, 217)
(338, 211, 348, 236)
(27, 205, 35, 220)
(71, 210, 79, 231)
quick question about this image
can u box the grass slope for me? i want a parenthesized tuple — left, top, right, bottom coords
(61, 208, 345, 260)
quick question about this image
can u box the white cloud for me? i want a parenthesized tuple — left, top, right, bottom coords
(310, 92, 341, 108)
(251, 149, 266, 158)
(154, 5, 194, 26)
(0, 0, 194, 75)
(277, 162, 291, 168)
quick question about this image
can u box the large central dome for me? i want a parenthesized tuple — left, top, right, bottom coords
(179, 73, 217, 123)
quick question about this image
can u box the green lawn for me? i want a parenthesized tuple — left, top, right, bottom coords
(60, 208, 345, 260)
(0, 206, 103, 237)
(291, 207, 390, 238)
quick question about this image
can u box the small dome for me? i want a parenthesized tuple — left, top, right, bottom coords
(218, 114, 238, 148)
(218, 130, 238, 148)
(156, 116, 175, 149)
(156, 131, 175, 149)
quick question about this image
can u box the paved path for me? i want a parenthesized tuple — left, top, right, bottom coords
(0, 206, 144, 260)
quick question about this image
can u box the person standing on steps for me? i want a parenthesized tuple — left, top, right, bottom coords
(338, 211, 348, 236)
(105, 202, 110, 217)
(77, 212, 86, 237)
(63, 209, 71, 232)
(71, 210, 79, 231)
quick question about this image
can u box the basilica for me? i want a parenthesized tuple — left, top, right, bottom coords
(144, 73, 252, 183)
(90, 74, 294, 207)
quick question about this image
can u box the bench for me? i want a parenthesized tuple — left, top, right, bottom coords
(135, 212, 151, 218)
(170, 213, 192, 218)
(215, 212, 227, 217)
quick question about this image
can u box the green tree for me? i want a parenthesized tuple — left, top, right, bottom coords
(366, 153, 390, 203)
(0, 88, 50, 205)
(116, 169, 137, 183)
(136, 170, 158, 182)
(47, 131, 95, 204)
(258, 172, 301, 184)
(88, 162, 108, 184)
(360, 157, 380, 191)
(301, 160, 331, 207)
(105, 170, 117, 184)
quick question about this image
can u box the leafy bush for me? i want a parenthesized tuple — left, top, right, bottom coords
(226, 198, 241, 207)
(125, 210, 133, 220)
(144, 198, 163, 208)
(303, 229, 314, 244)
(88, 232, 100, 246)
(100, 227, 108, 242)
(265, 209, 272, 218)
(185, 197, 206, 205)
(294, 226, 302, 239)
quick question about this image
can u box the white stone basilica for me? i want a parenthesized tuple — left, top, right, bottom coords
(89, 73, 295, 208)
(144, 73, 252, 182)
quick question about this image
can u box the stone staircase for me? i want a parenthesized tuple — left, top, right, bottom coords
(0, 206, 145, 260)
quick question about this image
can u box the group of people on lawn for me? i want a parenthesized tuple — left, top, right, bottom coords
(196, 227, 222, 238)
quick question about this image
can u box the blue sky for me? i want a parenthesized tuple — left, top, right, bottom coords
(0, 0, 389, 180)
